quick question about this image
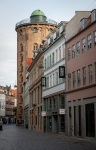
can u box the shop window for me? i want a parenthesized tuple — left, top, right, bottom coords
(86, 103, 95, 137)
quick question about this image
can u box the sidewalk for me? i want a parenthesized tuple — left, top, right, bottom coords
(58, 132, 96, 144)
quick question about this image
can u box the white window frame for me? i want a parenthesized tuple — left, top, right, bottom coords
(76, 42, 80, 55)
(72, 45, 75, 58)
(82, 38, 86, 53)
(88, 34, 92, 50)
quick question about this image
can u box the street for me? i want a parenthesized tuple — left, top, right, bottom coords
(0, 125, 96, 150)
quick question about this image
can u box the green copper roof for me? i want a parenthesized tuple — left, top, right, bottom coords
(31, 10, 45, 16)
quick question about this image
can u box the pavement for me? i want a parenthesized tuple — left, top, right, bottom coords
(0, 124, 96, 150)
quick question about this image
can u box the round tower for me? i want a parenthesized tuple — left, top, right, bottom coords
(15, 10, 57, 125)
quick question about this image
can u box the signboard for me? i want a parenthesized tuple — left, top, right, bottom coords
(41, 77, 46, 87)
(59, 66, 65, 78)
(59, 109, 65, 114)
(41, 111, 46, 116)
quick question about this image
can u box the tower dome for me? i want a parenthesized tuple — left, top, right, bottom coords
(30, 9, 47, 23)
(31, 10, 45, 17)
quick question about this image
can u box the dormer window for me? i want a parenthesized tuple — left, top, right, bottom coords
(81, 19, 85, 29)
(59, 25, 63, 34)
(48, 38, 50, 45)
(81, 18, 90, 30)
(33, 27, 38, 33)
(53, 32, 56, 40)
(91, 9, 96, 22)
(48, 29, 53, 34)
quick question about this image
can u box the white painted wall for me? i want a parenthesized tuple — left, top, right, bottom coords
(0, 93, 6, 117)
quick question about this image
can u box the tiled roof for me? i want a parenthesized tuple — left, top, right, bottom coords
(26, 58, 32, 67)
(11, 89, 17, 98)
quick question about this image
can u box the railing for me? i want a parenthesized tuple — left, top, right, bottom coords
(15, 18, 58, 28)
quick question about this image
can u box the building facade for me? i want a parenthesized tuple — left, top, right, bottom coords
(28, 51, 44, 131)
(66, 9, 96, 138)
(15, 10, 57, 125)
(42, 22, 67, 133)
(6, 94, 16, 124)
(0, 92, 6, 118)
(24, 71, 30, 128)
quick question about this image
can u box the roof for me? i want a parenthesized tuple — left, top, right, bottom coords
(31, 10, 45, 17)
(11, 89, 17, 98)
(26, 58, 32, 67)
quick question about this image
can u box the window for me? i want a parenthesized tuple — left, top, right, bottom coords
(48, 38, 50, 45)
(81, 19, 85, 29)
(44, 99, 46, 111)
(68, 73, 71, 90)
(72, 45, 75, 58)
(46, 76, 49, 88)
(94, 31, 96, 46)
(59, 47, 61, 60)
(49, 98, 52, 109)
(53, 73, 55, 86)
(20, 64, 23, 72)
(82, 67, 86, 86)
(33, 27, 38, 33)
(50, 55, 52, 66)
(50, 75, 52, 87)
(82, 38, 86, 53)
(53, 97, 56, 109)
(88, 34, 92, 50)
(56, 49, 58, 62)
(33, 43, 38, 50)
(20, 44, 23, 52)
(76, 42, 80, 55)
(91, 9, 96, 22)
(53, 32, 56, 40)
(77, 69, 81, 87)
(20, 54, 23, 62)
(62, 44, 65, 58)
(95, 62, 96, 82)
(60, 95, 65, 108)
(48, 29, 53, 34)
(44, 59, 46, 70)
(88, 64, 93, 84)
(55, 72, 58, 85)
(59, 25, 63, 33)
(68, 48, 71, 61)
(46, 56, 50, 69)
(72, 72, 76, 88)
(20, 30, 23, 36)
(52, 52, 54, 65)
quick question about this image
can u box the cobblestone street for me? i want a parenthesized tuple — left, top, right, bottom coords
(0, 125, 96, 150)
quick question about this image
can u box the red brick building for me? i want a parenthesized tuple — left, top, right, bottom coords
(66, 9, 96, 138)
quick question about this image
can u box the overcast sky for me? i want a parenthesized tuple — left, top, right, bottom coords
(0, 0, 96, 88)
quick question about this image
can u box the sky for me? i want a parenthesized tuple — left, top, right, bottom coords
(0, 0, 96, 88)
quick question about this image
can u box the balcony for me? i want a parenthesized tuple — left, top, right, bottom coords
(15, 18, 58, 28)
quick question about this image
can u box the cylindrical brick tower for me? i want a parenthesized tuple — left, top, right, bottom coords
(15, 10, 57, 125)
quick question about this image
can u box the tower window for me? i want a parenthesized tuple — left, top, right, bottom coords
(33, 27, 38, 33)
(20, 44, 23, 52)
(20, 30, 23, 36)
(33, 43, 38, 50)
